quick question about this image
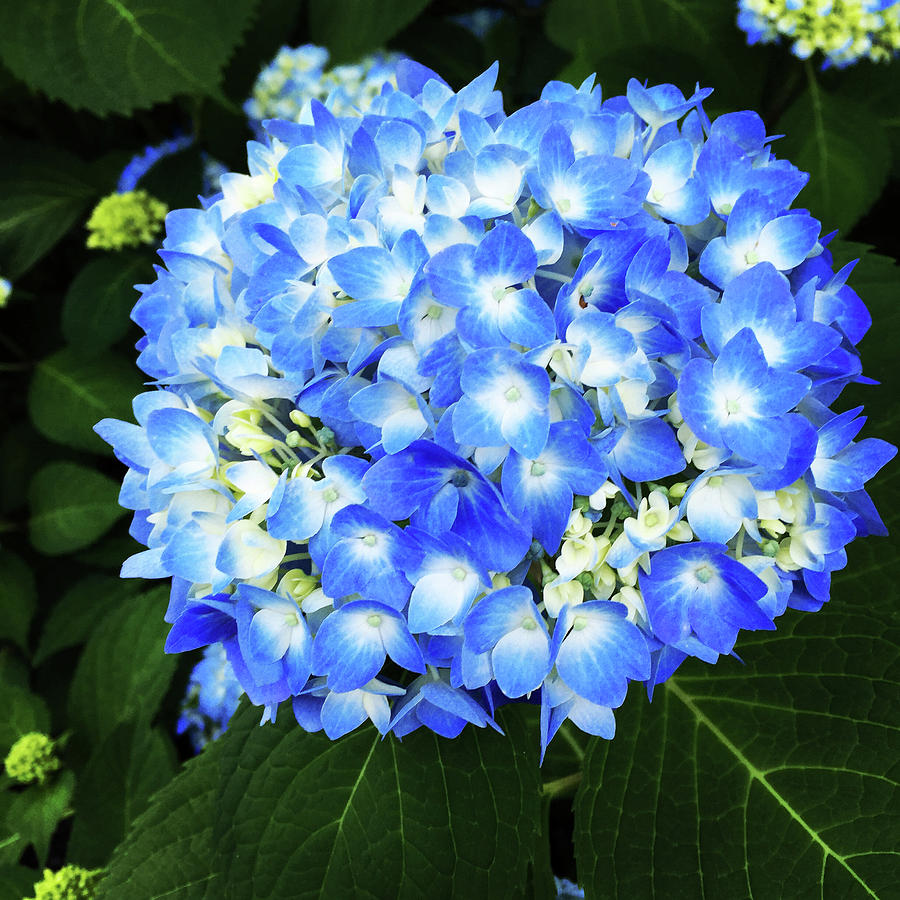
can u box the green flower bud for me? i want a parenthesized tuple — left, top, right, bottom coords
(86, 190, 167, 250)
(26, 865, 104, 900)
(4, 732, 60, 785)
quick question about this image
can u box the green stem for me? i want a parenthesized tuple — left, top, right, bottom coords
(559, 720, 586, 761)
(542, 771, 583, 799)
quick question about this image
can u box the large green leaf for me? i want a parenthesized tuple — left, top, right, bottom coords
(28, 462, 126, 555)
(776, 82, 891, 234)
(61, 254, 149, 354)
(0, 550, 36, 653)
(213, 703, 542, 898)
(103, 703, 542, 898)
(544, 0, 762, 110)
(67, 722, 177, 866)
(0, 142, 97, 278)
(29, 348, 141, 453)
(67, 586, 175, 748)
(308, 0, 430, 63)
(0, 0, 259, 116)
(96, 740, 224, 900)
(0, 673, 51, 754)
(4, 771, 74, 866)
(573, 521, 899, 898)
(33, 575, 140, 666)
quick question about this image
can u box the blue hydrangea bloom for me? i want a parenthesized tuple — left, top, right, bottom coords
(96, 59, 895, 758)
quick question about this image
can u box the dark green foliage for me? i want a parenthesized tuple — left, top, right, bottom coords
(0, 2, 896, 894)
(27, 462, 126, 555)
(777, 84, 892, 233)
(308, 0, 431, 63)
(61, 255, 149, 354)
(28, 349, 142, 453)
(67, 587, 175, 747)
(101, 702, 542, 898)
(0, 0, 260, 116)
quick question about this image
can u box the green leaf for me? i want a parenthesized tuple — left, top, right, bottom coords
(67, 722, 177, 866)
(544, 0, 764, 111)
(96, 741, 224, 899)
(573, 592, 900, 898)
(104, 702, 542, 898)
(61, 254, 149, 354)
(212, 702, 542, 898)
(0, 142, 97, 278)
(0, 677, 51, 752)
(67, 586, 175, 747)
(0, 864, 40, 900)
(0, 550, 36, 653)
(29, 349, 141, 453)
(33, 575, 140, 666)
(776, 80, 891, 233)
(308, 0, 430, 63)
(0, 0, 259, 116)
(28, 462, 126, 555)
(4, 770, 74, 865)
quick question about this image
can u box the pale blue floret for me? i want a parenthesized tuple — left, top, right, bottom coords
(699, 190, 820, 287)
(809, 407, 897, 493)
(501, 420, 607, 552)
(234, 584, 312, 695)
(401, 529, 490, 633)
(390, 672, 500, 738)
(426, 221, 556, 348)
(311, 599, 425, 692)
(701, 263, 840, 370)
(683, 471, 758, 543)
(362, 441, 531, 572)
(266, 454, 369, 546)
(550, 601, 651, 708)
(678, 327, 811, 467)
(639, 543, 774, 654)
(293, 677, 406, 739)
(348, 373, 433, 453)
(626, 79, 713, 130)
(463, 586, 552, 698)
(454, 347, 552, 458)
(317, 505, 414, 609)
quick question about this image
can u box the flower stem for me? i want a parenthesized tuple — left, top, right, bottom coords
(542, 771, 583, 799)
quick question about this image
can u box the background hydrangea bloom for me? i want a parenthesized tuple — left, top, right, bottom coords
(245, 43, 403, 139)
(95, 59, 895, 761)
(738, 0, 900, 67)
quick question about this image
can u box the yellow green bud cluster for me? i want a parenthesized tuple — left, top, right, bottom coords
(0, 276, 11, 308)
(3, 731, 60, 785)
(740, 0, 900, 67)
(85, 189, 167, 250)
(26, 865, 103, 900)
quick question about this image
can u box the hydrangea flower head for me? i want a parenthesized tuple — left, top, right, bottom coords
(26, 866, 104, 900)
(177, 642, 244, 751)
(4, 731, 61, 784)
(85, 189, 168, 250)
(0, 276, 10, 308)
(245, 43, 402, 138)
(738, 0, 900, 67)
(96, 61, 895, 757)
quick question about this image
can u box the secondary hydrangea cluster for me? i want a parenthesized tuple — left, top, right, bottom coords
(96, 61, 895, 757)
(738, 0, 900, 67)
(4, 731, 60, 784)
(245, 44, 402, 139)
(25, 866, 103, 900)
(177, 643, 244, 751)
(85, 189, 168, 250)
(0, 275, 11, 308)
